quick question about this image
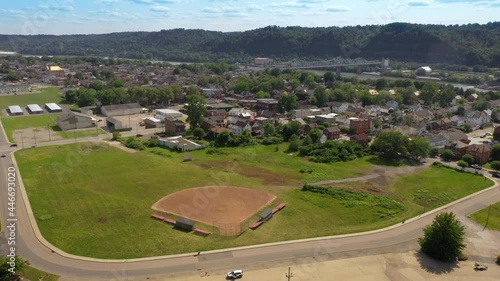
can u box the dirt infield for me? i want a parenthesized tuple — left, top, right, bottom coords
(152, 186, 276, 226)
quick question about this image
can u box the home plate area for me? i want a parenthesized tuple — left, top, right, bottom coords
(152, 186, 282, 236)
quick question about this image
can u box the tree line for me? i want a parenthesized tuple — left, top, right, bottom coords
(1, 22, 500, 66)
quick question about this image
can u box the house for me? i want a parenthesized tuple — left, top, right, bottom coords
(450, 115, 466, 127)
(494, 126, 500, 141)
(256, 99, 278, 112)
(159, 136, 202, 152)
(445, 141, 469, 160)
(164, 118, 186, 136)
(316, 113, 337, 124)
(430, 118, 452, 130)
(350, 119, 371, 134)
(466, 144, 491, 164)
(423, 133, 447, 147)
(411, 110, 433, 123)
(228, 121, 251, 136)
(57, 111, 95, 130)
(303, 123, 319, 135)
(101, 103, 142, 117)
(441, 128, 469, 145)
(205, 109, 227, 125)
(386, 100, 399, 110)
(350, 133, 369, 146)
(323, 127, 341, 140)
(465, 111, 489, 129)
(327, 102, 350, 113)
(467, 93, 479, 102)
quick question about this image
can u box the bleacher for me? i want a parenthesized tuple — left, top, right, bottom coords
(151, 214, 176, 225)
(194, 228, 212, 236)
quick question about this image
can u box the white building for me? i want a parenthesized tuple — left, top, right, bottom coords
(159, 136, 202, 152)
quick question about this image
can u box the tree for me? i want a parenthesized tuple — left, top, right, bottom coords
(193, 127, 206, 140)
(430, 147, 440, 158)
(461, 154, 475, 165)
(255, 90, 270, 99)
(263, 123, 276, 137)
(490, 160, 500, 171)
(111, 132, 121, 141)
(407, 137, 431, 160)
(287, 134, 301, 152)
(185, 94, 206, 129)
(441, 149, 454, 161)
(278, 93, 298, 113)
(371, 131, 409, 160)
(490, 144, 500, 161)
(308, 128, 323, 144)
(1, 256, 27, 280)
(419, 212, 466, 262)
(457, 160, 468, 169)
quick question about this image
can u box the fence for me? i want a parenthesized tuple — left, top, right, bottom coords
(212, 219, 249, 236)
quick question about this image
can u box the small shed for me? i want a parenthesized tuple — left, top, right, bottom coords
(175, 217, 194, 231)
(45, 103, 62, 113)
(27, 104, 43, 114)
(259, 209, 273, 222)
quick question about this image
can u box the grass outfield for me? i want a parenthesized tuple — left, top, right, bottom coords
(15, 143, 493, 259)
(470, 202, 500, 231)
(0, 88, 63, 116)
(1, 113, 61, 142)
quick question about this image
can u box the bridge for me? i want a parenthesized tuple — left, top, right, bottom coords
(255, 57, 389, 75)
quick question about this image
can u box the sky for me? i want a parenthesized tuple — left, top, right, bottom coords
(0, 0, 499, 35)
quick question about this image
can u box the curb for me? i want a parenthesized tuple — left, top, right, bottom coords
(11, 152, 500, 263)
(0, 119, 11, 144)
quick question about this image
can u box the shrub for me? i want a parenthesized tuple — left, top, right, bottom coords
(497, 254, 500, 264)
(261, 136, 283, 145)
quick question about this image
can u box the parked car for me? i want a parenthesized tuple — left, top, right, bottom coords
(227, 270, 243, 279)
(485, 132, 492, 136)
(471, 164, 482, 170)
(1, 154, 6, 158)
(10, 144, 18, 147)
(492, 172, 500, 178)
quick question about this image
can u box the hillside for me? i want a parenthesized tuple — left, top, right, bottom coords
(1, 22, 500, 66)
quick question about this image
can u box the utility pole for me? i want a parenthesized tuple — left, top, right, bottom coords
(483, 204, 492, 231)
(285, 267, 293, 281)
(47, 122, 51, 141)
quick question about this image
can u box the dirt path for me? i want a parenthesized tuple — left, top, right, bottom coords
(311, 160, 437, 187)
(105, 140, 137, 153)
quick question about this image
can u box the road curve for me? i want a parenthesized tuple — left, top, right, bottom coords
(1, 121, 500, 279)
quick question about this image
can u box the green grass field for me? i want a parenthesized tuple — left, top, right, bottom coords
(470, 202, 500, 231)
(0, 88, 63, 116)
(15, 143, 493, 259)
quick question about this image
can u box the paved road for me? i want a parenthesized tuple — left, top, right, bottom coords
(1, 120, 499, 279)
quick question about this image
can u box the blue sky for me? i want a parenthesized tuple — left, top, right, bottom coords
(0, 0, 499, 34)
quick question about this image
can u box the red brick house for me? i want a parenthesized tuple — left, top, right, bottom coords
(164, 118, 186, 136)
(350, 119, 371, 134)
(323, 127, 341, 140)
(445, 141, 469, 160)
(466, 144, 491, 164)
(350, 133, 369, 146)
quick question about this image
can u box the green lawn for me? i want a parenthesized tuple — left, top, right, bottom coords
(0, 88, 63, 116)
(1, 114, 60, 142)
(57, 128, 107, 140)
(470, 202, 500, 231)
(15, 143, 493, 259)
(18, 266, 59, 281)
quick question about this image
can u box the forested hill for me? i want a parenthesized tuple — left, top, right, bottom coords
(1, 22, 500, 67)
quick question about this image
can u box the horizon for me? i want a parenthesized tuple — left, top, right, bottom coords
(0, 0, 499, 35)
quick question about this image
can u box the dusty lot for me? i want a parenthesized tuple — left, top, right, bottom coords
(12, 127, 63, 145)
(152, 186, 276, 226)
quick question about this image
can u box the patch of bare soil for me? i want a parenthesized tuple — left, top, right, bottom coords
(195, 160, 299, 185)
(367, 163, 431, 186)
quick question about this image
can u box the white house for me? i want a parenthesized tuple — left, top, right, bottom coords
(450, 115, 465, 127)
